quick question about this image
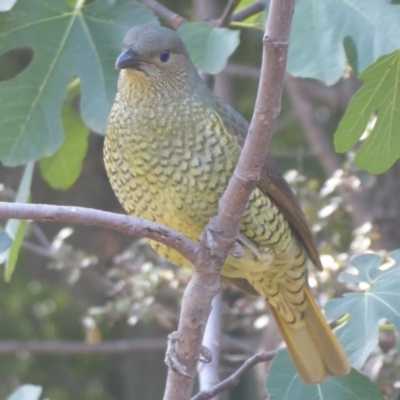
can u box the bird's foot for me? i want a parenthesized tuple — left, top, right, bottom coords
(229, 241, 244, 259)
(165, 332, 193, 379)
(164, 333, 213, 378)
(198, 345, 212, 364)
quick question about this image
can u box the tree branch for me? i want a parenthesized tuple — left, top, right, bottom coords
(140, 0, 187, 29)
(140, 0, 266, 28)
(191, 351, 276, 400)
(163, 1, 295, 398)
(284, 74, 369, 228)
(218, 0, 240, 28)
(0, 203, 199, 263)
(285, 74, 342, 176)
(230, 0, 266, 23)
(0, 335, 252, 355)
(0, 338, 167, 355)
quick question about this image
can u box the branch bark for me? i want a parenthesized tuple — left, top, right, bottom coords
(163, 1, 295, 399)
(192, 351, 276, 400)
(140, 0, 187, 29)
(0, 203, 199, 263)
(0, 335, 251, 355)
(285, 74, 369, 228)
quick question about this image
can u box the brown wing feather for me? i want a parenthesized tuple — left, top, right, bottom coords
(216, 99, 322, 271)
(259, 155, 322, 270)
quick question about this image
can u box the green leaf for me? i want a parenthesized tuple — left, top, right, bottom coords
(325, 250, 400, 369)
(39, 81, 89, 189)
(0, 0, 157, 166)
(177, 22, 240, 74)
(1, 161, 34, 281)
(0, 0, 18, 12)
(5, 219, 28, 281)
(0, 227, 12, 252)
(285, 0, 400, 84)
(333, 50, 400, 174)
(7, 384, 42, 400)
(266, 349, 383, 400)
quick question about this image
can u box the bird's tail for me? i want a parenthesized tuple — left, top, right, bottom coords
(268, 284, 350, 384)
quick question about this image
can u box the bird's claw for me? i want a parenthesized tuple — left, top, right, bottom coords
(164, 332, 194, 379)
(198, 345, 212, 363)
(229, 241, 244, 259)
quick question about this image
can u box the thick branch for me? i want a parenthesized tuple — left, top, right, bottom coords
(284, 75, 369, 227)
(0, 339, 167, 355)
(163, 1, 295, 399)
(0, 203, 199, 263)
(0, 335, 252, 355)
(285, 74, 342, 176)
(191, 351, 276, 400)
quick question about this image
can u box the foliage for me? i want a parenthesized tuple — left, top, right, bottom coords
(286, 0, 400, 85)
(326, 250, 400, 368)
(6, 385, 42, 400)
(334, 50, 400, 174)
(38, 81, 89, 189)
(1, 0, 400, 399)
(266, 350, 384, 400)
(177, 23, 240, 74)
(0, 0, 157, 167)
(0, 227, 12, 253)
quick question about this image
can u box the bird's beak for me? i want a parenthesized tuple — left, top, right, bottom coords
(115, 47, 143, 70)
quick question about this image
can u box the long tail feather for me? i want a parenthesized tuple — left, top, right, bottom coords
(268, 285, 350, 384)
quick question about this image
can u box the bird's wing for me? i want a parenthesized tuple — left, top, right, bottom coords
(216, 100, 322, 271)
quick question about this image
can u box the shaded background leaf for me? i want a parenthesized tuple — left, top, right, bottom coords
(266, 350, 384, 400)
(0, 0, 157, 166)
(6, 385, 42, 400)
(0, 227, 12, 253)
(325, 250, 400, 368)
(285, 0, 400, 84)
(39, 81, 89, 190)
(178, 22, 240, 74)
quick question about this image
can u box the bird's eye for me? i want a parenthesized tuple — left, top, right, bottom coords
(159, 49, 171, 63)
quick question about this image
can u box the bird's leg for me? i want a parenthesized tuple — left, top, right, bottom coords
(165, 331, 194, 379)
(229, 241, 244, 259)
(165, 332, 213, 379)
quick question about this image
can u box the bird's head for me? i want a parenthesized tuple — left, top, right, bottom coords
(116, 24, 198, 92)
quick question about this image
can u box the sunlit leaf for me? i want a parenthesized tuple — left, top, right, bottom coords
(334, 50, 400, 174)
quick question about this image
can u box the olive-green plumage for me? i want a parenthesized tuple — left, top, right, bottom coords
(104, 24, 350, 384)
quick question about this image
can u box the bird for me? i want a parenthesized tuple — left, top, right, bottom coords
(104, 24, 350, 384)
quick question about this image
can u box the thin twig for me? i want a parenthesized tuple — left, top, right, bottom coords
(140, 0, 266, 29)
(218, 0, 240, 28)
(140, 0, 187, 29)
(0, 203, 199, 264)
(230, 0, 266, 22)
(191, 351, 276, 400)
